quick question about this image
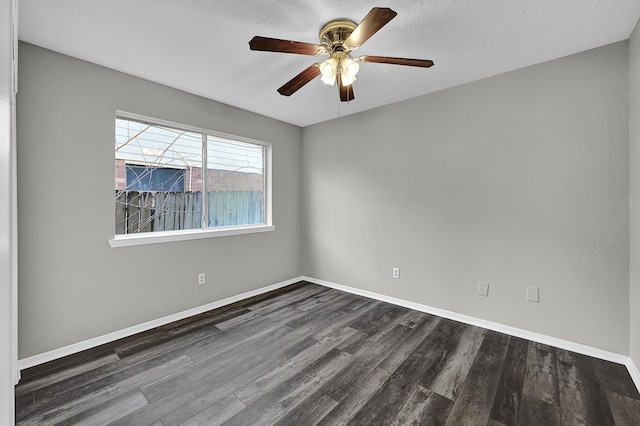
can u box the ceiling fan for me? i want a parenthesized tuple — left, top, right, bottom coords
(249, 7, 434, 102)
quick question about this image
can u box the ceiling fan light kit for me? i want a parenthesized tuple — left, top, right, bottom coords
(319, 54, 360, 87)
(249, 7, 434, 102)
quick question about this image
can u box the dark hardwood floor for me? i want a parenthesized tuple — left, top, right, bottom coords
(15, 281, 640, 425)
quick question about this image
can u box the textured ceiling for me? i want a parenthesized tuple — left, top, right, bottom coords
(18, 0, 640, 127)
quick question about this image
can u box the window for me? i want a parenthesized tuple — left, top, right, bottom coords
(112, 114, 271, 246)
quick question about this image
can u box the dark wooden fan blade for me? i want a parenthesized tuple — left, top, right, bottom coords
(344, 7, 397, 48)
(277, 64, 321, 96)
(249, 36, 324, 56)
(360, 55, 434, 68)
(337, 73, 355, 102)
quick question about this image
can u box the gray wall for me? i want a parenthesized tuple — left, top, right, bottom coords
(303, 41, 630, 354)
(630, 19, 640, 367)
(17, 43, 303, 358)
(18, 38, 635, 360)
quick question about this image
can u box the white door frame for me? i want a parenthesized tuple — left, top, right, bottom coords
(1, 0, 18, 424)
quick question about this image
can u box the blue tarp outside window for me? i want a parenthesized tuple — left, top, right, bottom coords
(125, 165, 185, 192)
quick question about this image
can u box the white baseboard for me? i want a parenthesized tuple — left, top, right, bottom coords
(17, 277, 305, 372)
(303, 276, 638, 383)
(627, 358, 640, 394)
(18, 274, 640, 395)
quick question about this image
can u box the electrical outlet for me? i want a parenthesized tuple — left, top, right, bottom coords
(392, 267, 400, 279)
(527, 287, 539, 303)
(198, 273, 206, 285)
(477, 282, 489, 297)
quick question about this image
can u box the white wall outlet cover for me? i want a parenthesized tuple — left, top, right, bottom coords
(527, 287, 540, 302)
(477, 282, 489, 297)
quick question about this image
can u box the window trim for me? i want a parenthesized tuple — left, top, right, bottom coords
(109, 111, 273, 248)
(108, 224, 276, 248)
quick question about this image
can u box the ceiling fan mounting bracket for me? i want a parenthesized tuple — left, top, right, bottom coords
(319, 19, 358, 51)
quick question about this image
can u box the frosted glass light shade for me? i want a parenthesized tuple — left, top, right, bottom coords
(319, 58, 338, 85)
(341, 58, 359, 78)
(339, 57, 359, 86)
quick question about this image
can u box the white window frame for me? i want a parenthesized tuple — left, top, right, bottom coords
(108, 111, 273, 248)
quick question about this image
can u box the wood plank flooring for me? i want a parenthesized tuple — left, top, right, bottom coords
(15, 281, 640, 425)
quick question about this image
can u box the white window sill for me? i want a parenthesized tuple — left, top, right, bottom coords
(108, 224, 275, 248)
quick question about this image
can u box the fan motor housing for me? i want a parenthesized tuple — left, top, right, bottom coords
(319, 19, 357, 50)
